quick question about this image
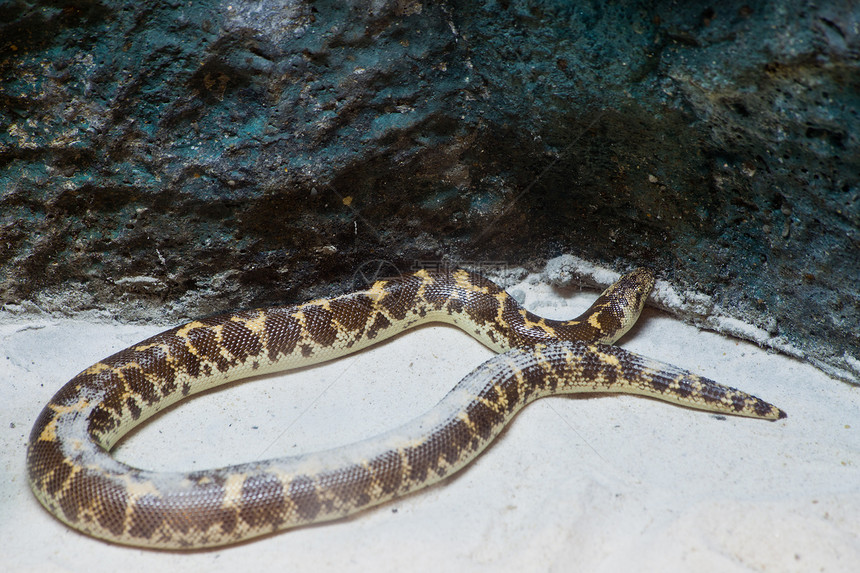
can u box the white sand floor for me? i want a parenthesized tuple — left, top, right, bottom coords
(2, 273, 859, 572)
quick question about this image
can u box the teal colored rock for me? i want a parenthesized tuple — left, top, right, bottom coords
(0, 1, 857, 383)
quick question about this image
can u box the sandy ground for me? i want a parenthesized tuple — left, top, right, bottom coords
(2, 273, 859, 572)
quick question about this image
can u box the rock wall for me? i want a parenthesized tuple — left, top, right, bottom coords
(1, 0, 857, 382)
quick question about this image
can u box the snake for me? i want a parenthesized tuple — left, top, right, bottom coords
(26, 267, 785, 549)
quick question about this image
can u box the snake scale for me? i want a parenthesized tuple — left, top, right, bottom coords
(27, 267, 785, 549)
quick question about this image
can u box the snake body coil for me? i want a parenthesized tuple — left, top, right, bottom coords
(26, 268, 784, 549)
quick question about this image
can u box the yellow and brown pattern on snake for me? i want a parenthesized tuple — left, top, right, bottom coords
(27, 268, 785, 549)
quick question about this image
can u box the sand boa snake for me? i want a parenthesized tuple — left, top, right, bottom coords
(26, 267, 784, 549)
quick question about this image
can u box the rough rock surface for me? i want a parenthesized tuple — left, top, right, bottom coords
(1, 1, 857, 382)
